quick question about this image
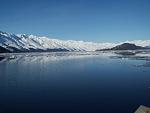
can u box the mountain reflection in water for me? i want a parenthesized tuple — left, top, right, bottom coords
(0, 51, 150, 113)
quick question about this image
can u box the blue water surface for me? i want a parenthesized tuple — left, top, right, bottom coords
(0, 52, 150, 113)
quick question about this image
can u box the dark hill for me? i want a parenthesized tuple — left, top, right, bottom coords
(110, 43, 144, 50)
(96, 43, 145, 51)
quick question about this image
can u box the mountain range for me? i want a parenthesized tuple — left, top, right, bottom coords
(0, 31, 150, 53)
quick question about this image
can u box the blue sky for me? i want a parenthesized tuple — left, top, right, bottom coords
(0, 0, 150, 42)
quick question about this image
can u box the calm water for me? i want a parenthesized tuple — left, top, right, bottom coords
(0, 52, 150, 113)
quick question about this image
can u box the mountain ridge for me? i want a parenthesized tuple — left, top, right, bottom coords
(0, 31, 150, 53)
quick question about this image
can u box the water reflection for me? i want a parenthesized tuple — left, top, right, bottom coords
(0, 51, 150, 113)
(0, 52, 111, 63)
(1, 51, 150, 68)
(0, 56, 5, 61)
(109, 50, 150, 67)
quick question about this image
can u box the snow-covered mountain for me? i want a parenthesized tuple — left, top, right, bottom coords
(0, 31, 150, 52)
(0, 31, 116, 52)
